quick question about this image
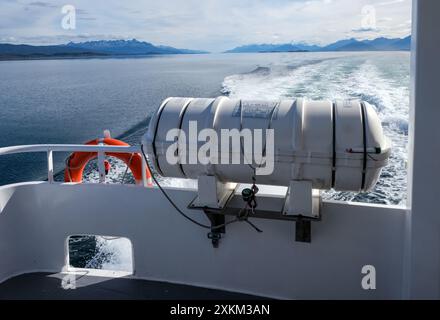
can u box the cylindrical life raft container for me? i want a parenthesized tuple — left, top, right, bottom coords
(64, 137, 152, 185)
(143, 97, 391, 192)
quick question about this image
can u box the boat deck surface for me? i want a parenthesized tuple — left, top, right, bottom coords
(0, 272, 265, 300)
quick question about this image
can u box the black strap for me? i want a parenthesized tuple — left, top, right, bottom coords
(360, 102, 368, 191)
(151, 102, 168, 176)
(152, 98, 193, 178)
(331, 102, 336, 189)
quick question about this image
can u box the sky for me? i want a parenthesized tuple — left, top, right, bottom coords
(0, 0, 412, 52)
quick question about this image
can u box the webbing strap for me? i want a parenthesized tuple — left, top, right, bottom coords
(331, 102, 336, 189)
(360, 102, 368, 191)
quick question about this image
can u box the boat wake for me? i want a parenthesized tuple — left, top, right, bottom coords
(81, 54, 410, 205)
(222, 54, 410, 205)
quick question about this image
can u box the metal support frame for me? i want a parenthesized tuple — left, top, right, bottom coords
(190, 192, 320, 246)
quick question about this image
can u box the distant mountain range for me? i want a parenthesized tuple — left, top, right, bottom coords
(0, 36, 411, 60)
(0, 39, 208, 60)
(225, 36, 411, 53)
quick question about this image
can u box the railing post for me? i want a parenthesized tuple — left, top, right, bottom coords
(97, 143, 106, 183)
(47, 150, 54, 183)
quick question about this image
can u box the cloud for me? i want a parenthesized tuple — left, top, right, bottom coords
(77, 17, 96, 21)
(6, 33, 127, 45)
(0, 0, 412, 51)
(352, 27, 380, 33)
(28, 1, 57, 8)
(377, 0, 405, 6)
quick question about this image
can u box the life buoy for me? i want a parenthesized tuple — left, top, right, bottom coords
(64, 138, 152, 186)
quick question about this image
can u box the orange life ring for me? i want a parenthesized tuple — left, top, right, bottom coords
(64, 138, 152, 186)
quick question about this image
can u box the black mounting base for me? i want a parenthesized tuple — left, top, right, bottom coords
(295, 216, 312, 243)
(204, 211, 226, 248)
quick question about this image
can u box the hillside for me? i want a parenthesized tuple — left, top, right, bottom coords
(0, 39, 208, 60)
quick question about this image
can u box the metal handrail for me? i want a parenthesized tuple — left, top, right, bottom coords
(0, 144, 148, 186)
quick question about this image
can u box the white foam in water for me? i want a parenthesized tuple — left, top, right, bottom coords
(83, 155, 197, 188)
(84, 236, 133, 272)
(83, 157, 136, 184)
(222, 53, 410, 205)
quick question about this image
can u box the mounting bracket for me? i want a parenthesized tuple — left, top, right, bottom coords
(190, 175, 237, 210)
(283, 180, 321, 219)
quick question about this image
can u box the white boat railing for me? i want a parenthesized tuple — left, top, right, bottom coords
(0, 144, 148, 186)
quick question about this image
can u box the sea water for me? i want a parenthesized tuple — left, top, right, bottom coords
(0, 52, 410, 269)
